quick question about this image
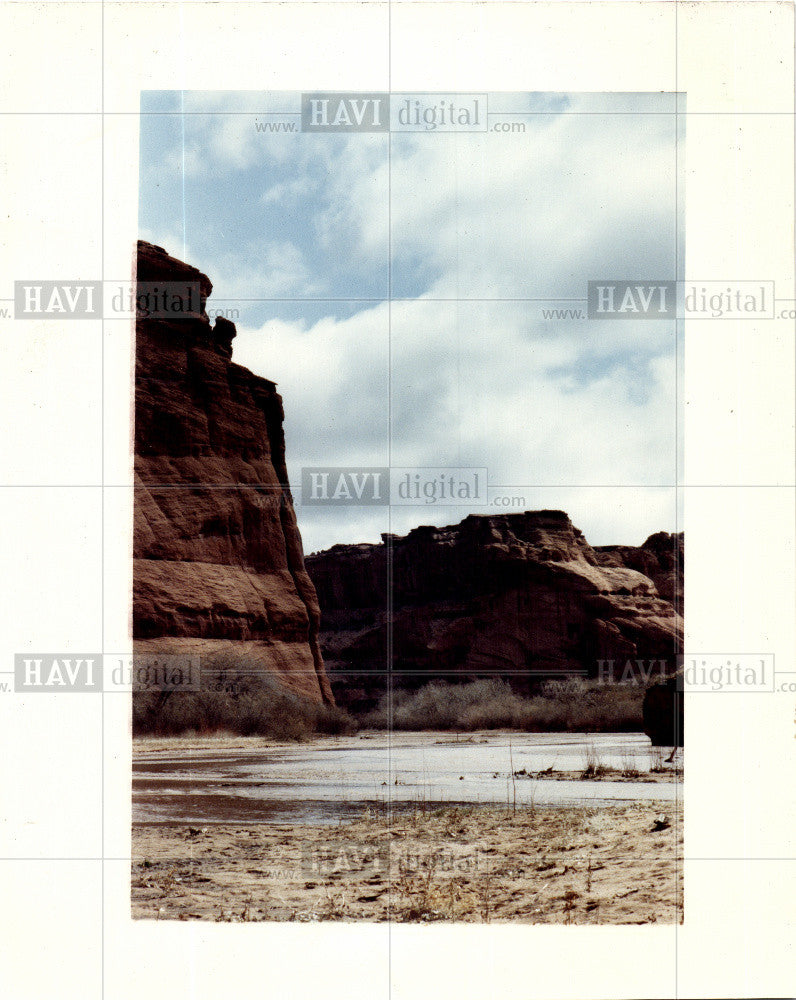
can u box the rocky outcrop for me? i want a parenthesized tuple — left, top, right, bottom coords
(595, 531, 683, 609)
(133, 241, 332, 704)
(305, 511, 682, 712)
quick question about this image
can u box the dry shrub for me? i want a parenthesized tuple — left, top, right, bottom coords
(363, 677, 643, 733)
(132, 651, 356, 739)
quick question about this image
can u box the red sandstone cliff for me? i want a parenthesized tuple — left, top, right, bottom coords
(133, 241, 332, 704)
(305, 511, 682, 711)
(594, 531, 683, 610)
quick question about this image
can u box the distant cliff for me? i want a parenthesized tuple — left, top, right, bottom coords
(133, 241, 332, 704)
(305, 511, 682, 711)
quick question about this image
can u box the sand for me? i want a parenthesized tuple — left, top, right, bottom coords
(132, 799, 683, 924)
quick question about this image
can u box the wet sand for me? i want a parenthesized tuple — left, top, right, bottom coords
(133, 731, 682, 825)
(132, 801, 682, 923)
(132, 733, 682, 923)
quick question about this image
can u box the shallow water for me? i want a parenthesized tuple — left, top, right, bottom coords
(133, 731, 681, 825)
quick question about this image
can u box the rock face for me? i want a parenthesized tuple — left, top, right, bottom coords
(305, 511, 682, 712)
(594, 531, 683, 610)
(133, 241, 332, 704)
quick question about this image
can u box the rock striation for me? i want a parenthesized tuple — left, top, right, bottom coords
(594, 531, 683, 610)
(305, 511, 682, 712)
(133, 241, 332, 704)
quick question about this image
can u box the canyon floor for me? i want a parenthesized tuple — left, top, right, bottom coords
(132, 732, 683, 923)
(132, 800, 683, 923)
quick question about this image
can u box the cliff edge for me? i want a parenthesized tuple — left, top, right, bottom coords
(133, 241, 332, 704)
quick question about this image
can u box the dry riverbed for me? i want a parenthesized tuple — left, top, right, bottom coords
(132, 800, 683, 924)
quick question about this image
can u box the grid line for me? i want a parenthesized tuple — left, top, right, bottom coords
(674, 5, 681, 994)
(100, 2, 106, 998)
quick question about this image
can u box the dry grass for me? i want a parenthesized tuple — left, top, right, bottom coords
(580, 742, 609, 779)
(620, 747, 641, 779)
(132, 801, 683, 924)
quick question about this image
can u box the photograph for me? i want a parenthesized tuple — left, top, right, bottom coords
(131, 90, 684, 924)
(1, 3, 794, 998)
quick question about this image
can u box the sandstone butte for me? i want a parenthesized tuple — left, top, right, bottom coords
(305, 511, 683, 713)
(132, 241, 682, 723)
(133, 241, 333, 704)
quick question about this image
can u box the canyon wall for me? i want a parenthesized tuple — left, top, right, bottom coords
(305, 511, 682, 711)
(133, 241, 332, 704)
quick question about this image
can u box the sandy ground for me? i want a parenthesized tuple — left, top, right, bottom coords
(132, 800, 683, 924)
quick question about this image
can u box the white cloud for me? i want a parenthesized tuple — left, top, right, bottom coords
(157, 239, 321, 301)
(141, 93, 682, 551)
(261, 175, 317, 205)
(316, 98, 679, 300)
(232, 293, 678, 551)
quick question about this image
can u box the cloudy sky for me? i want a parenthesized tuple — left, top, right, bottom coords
(139, 91, 684, 554)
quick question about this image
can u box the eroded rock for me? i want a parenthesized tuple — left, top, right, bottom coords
(306, 511, 682, 711)
(133, 241, 332, 704)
